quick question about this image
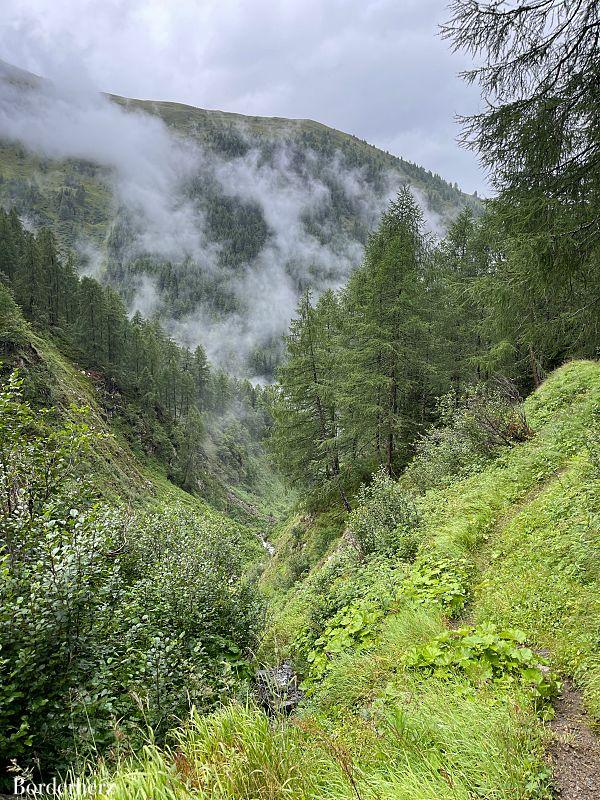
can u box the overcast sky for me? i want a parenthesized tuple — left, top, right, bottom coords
(0, 0, 488, 195)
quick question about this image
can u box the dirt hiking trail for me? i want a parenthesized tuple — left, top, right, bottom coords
(550, 679, 600, 799)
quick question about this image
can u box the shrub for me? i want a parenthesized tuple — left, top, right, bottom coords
(304, 554, 395, 630)
(405, 382, 533, 492)
(0, 371, 263, 780)
(465, 380, 533, 448)
(284, 548, 411, 679)
(405, 624, 560, 701)
(348, 469, 420, 558)
(113, 506, 264, 734)
(400, 555, 472, 617)
(300, 598, 385, 686)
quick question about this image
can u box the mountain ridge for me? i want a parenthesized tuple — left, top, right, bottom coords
(0, 58, 476, 200)
(0, 58, 479, 225)
(113, 92, 472, 195)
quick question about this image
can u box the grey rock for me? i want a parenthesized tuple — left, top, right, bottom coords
(255, 661, 303, 715)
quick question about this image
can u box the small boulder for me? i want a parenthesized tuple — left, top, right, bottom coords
(256, 661, 303, 715)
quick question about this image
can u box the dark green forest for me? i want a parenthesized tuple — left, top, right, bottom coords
(0, 1, 599, 797)
(271, 182, 599, 505)
(0, 206, 276, 504)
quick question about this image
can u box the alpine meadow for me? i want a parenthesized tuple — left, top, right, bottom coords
(0, 1, 599, 799)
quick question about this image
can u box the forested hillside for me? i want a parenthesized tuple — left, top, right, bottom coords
(0, 288, 273, 776)
(0, 209, 282, 515)
(0, 0, 599, 797)
(0, 58, 478, 377)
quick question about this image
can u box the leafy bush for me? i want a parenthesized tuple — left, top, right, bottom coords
(286, 539, 472, 685)
(295, 546, 418, 650)
(284, 550, 311, 585)
(405, 624, 560, 700)
(400, 555, 473, 617)
(348, 469, 420, 558)
(405, 383, 533, 493)
(466, 380, 533, 448)
(275, 545, 413, 682)
(0, 371, 263, 780)
(300, 599, 384, 686)
(112, 506, 264, 731)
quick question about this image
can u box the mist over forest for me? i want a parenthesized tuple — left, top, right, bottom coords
(0, 57, 476, 375)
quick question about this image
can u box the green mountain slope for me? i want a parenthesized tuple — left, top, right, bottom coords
(0, 59, 480, 376)
(68, 359, 599, 799)
(114, 93, 475, 218)
(0, 58, 478, 243)
(0, 280, 260, 515)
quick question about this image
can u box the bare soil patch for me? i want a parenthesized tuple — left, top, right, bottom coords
(550, 679, 600, 799)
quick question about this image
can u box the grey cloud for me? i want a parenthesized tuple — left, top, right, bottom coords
(0, 71, 210, 262)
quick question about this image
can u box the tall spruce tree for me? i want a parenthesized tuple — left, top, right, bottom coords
(433, 207, 491, 390)
(193, 345, 211, 410)
(444, 0, 600, 382)
(338, 188, 433, 476)
(270, 289, 349, 508)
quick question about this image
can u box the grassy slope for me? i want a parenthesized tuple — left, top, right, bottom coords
(0, 139, 113, 246)
(416, 359, 599, 711)
(1, 294, 270, 564)
(72, 360, 599, 799)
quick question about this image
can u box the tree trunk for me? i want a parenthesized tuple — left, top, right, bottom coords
(387, 369, 398, 477)
(338, 483, 351, 513)
(528, 344, 542, 388)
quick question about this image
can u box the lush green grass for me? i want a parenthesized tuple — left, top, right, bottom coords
(415, 360, 600, 716)
(417, 360, 598, 557)
(69, 612, 548, 799)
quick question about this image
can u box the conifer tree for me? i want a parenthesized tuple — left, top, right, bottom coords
(75, 277, 107, 364)
(338, 188, 432, 476)
(14, 233, 45, 323)
(0, 209, 20, 283)
(444, 0, 600, 383)
(433, 207, 490, 390)
(174, 406, 205, 489)
(36, 229, 61, 327)
(193, 345, 211, 410)
(103, 286, 128, 369)
(271, 289, 349, 508)
(128, 312, 147, 385)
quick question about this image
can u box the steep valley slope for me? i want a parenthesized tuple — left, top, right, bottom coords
(16, 354, 595, 800)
